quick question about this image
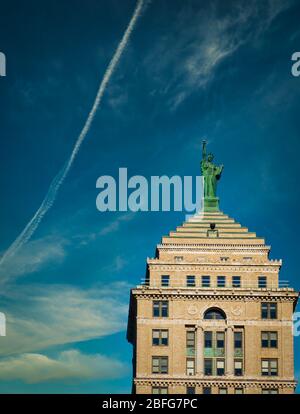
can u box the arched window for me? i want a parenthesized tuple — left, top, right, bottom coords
(204, 308, 226, 320)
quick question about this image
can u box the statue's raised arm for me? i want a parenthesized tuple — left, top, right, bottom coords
(202, 140, 207, 161)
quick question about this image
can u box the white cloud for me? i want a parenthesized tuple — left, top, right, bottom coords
(0, 235, 66, 285)
(0, 282, 129, 356)
(144, 0, 292, 110)
(0, 350, 129, 383)
(75, 213, 135, 247)
(98, 213, 135, 236)
(102, 255, 128, 273)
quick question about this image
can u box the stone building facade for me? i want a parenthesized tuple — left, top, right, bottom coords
(127, 208, 298, 394)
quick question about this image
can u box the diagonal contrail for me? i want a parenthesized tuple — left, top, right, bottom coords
(0, 0, 146, 268)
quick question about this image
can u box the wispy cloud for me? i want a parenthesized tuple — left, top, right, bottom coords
(103, 255, 128, 273)
(0, 350, 129, 383)
(0, 235, 67, 285)
(0, 282, 129, 356)
(144, 0, 292, 110)
(98, 213, 135, 236)
(77, 213, 135, 246)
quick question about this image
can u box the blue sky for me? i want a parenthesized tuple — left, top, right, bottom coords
(0, 0, 299, 393)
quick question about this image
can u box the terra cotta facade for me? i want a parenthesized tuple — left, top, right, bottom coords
(127, 209, 298, 394)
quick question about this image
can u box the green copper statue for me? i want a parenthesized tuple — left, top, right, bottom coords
(201, 140, 223, 200)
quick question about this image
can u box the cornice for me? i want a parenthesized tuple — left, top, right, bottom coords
(134, 378, 297, 389)
(157, 243, 270, 251)
(147, 263, 281, 272)
(131, 289, 298, 302)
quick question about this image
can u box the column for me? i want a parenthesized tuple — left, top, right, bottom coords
(196, 326, 204, 375)
(226, 326, 234, 375)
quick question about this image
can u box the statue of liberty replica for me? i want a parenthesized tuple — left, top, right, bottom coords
(201, 140, 223, 212)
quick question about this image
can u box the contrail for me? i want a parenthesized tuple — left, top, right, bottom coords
(0, 0, 146, 267)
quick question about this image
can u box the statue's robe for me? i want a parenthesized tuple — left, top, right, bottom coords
(201, 160, 223, 198)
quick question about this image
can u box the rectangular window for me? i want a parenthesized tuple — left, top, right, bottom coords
(204, 358, 213, 376)
(261, 359, 278, 376)
(152, 329, 169, 346)
(220, 257, 229, 262)
(235, 388, 244, 394)
(261, 303, 277, 319)
(219, 388, 227, 394)
(174, 256, 183, 262)
(234, 359, 243, 376)
(202, 275, 210, 287)
(153, 301, 168, 317)
(270, 332, 278, 348)
(216, 332, 225, 349)
(161, 275, 169, 287)
(152, 387, 168, 394)
(217, 276, 226, 287)
(204, 331, 212, 348)
(186, 330, 196, 348)
(258, 276, 267, 288)
(187, 386, 195, 394)
(232, 276, 241, 288)
(262, 389, 278, 394)
(203, 387, 211, 394)
(152, 356, 168, 374)
(270, 303, 277, 319)
(261, 332, 268, 348)
(216, 359, 225, 376)
(186, 275, 196, 287)
(186, 358, 195, 376)
(234, 331, 243, 350)
(261, 331, 277, 348)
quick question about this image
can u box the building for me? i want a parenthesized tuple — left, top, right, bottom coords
(127, 146, 298, 394)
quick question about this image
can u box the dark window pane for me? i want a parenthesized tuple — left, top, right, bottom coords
(204, 308, 226, 320)
(203, 387, 211, 394)
(161, 301, 168, 317)
(232, 276, 241, 287)
(204, 359, 213, 376)
(204, 331, 212, 348)
(187, 275, 196, 287)
(161, 275, 169, 287)
(261, 303, 268, 319)
(187, 387, 195, 394)
(153, 301, 160, 317)
(153, 301, 169, 317)
(202, 276, 210, 287)
(258, 276, 267, 288)
(270, 304, 277, 319)
(234, 332, 242, 349)
(217, 276, 226, 287)
(270, 332, 277, 348)
(216, 332, 225, 349)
